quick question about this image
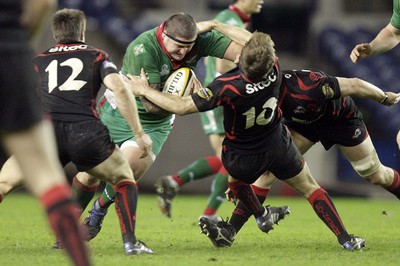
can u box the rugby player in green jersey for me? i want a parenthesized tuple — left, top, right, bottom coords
(77, 13, 244, 240)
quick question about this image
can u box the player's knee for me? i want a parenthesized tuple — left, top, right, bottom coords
(0, 181, 17, 196)
(363, 173, 384, 185)
(350, 150, 381, 179)
(363, 166, 394, 186)
(76, 173, 99, 187)
(112, 167, 135, 185)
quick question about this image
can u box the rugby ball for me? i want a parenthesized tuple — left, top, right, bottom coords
(162, 67, 195, 97)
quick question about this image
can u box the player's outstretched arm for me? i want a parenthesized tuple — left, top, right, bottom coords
(126, 69, 199, 116)
(337, 77, 400, 105)
(350, 23, 400, 63)
(197, 20, 252, 46)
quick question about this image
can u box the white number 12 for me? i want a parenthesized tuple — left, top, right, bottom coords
(45, 58, 87, 93)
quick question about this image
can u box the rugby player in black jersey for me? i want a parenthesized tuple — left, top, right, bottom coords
(125, 29, 366, 251)
(204, 68, 400, 248)
(0, 8, 153, 256)
(0, 1, 90, 265)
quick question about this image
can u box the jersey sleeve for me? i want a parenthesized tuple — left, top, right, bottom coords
(321, 75, 341, 100)
(191, 81, 222, 112)
(123, 44, 161, 83)
(121, 35, 161, 85)
(100, 54, 118, 79)
(196, 30, 232, 59)
(391, 0, 400, 29)
(215, 10, 244, 27)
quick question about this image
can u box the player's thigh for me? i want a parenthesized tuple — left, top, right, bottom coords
(200, 108, 224, 135)
(120, 145, 153, 180)
(287, 127, 314, 154)
(75, 171, 100, 187)
(87, 147, 133, 185)
(338, 135, 374, 162)
(284, 162, 320, 198)
(3, 121, 66, 196)
(254, 172, 277, 188)
(119, 127, 170, 180)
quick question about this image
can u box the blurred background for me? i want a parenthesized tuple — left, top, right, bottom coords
(32, 0, 400, 198)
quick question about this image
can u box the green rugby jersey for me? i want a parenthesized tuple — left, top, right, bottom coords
(118, 24, 231, 125)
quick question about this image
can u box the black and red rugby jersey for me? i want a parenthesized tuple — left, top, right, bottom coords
(278, 69, 346, 124)
(33, 42, 118, 122)
(192, 59, 282, 153)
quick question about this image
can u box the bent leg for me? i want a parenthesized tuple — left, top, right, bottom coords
(87, 147, 153, 254)
(2, 120, 90, 266)
(339, 135, 400, 198)
(0, 155, 24, 202)
(229, 173, 275, 232)
(284, 163, 355, 246)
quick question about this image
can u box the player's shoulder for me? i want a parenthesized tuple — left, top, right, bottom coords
(126, 29, 160, 57)
(216, 9, 242, 26)
(211, 68, 241, 86)
(129, 28, 157, 47)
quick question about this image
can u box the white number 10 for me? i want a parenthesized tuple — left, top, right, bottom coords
(242, 97, 278, 129)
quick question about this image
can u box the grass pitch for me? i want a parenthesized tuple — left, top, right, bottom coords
(1, 193, 399, 266)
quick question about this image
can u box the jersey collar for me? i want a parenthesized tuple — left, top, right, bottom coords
(156, 22, 174, 61)
(229, 5, 251, 25)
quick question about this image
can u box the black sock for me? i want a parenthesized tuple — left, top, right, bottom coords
(308, 188, 350, 245)
(114, 181, 138, 244)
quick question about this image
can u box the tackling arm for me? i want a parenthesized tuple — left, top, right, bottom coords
(337, 77, 400, 105)
(197, 20, 252, 62)
(197, 20, 252, 46)
(216, 58, 237, 74)
(125, 69, 199, 116)
(139, 83, 172, 114)
(103, 73, 152, 156)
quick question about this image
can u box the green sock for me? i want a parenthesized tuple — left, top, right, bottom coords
(203, 173, 228, 215)
(176, 156, 222, 185)
(98, 182, 116, 209)
(70, 176, 98, 212)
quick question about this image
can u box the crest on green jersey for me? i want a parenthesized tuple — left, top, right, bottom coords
(160, 64, 170, 76)
(134, 43, 145, 56)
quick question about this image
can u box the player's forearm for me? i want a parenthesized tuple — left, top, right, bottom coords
(338, 77, 386, 102)
(114, 89, 144, 136)
(369, 24, 400, 55)
(104, 73, 144, 135)
(142, 89, 197, 116)
(216, 58, 237, 74)
(212, 20, 252, 46)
